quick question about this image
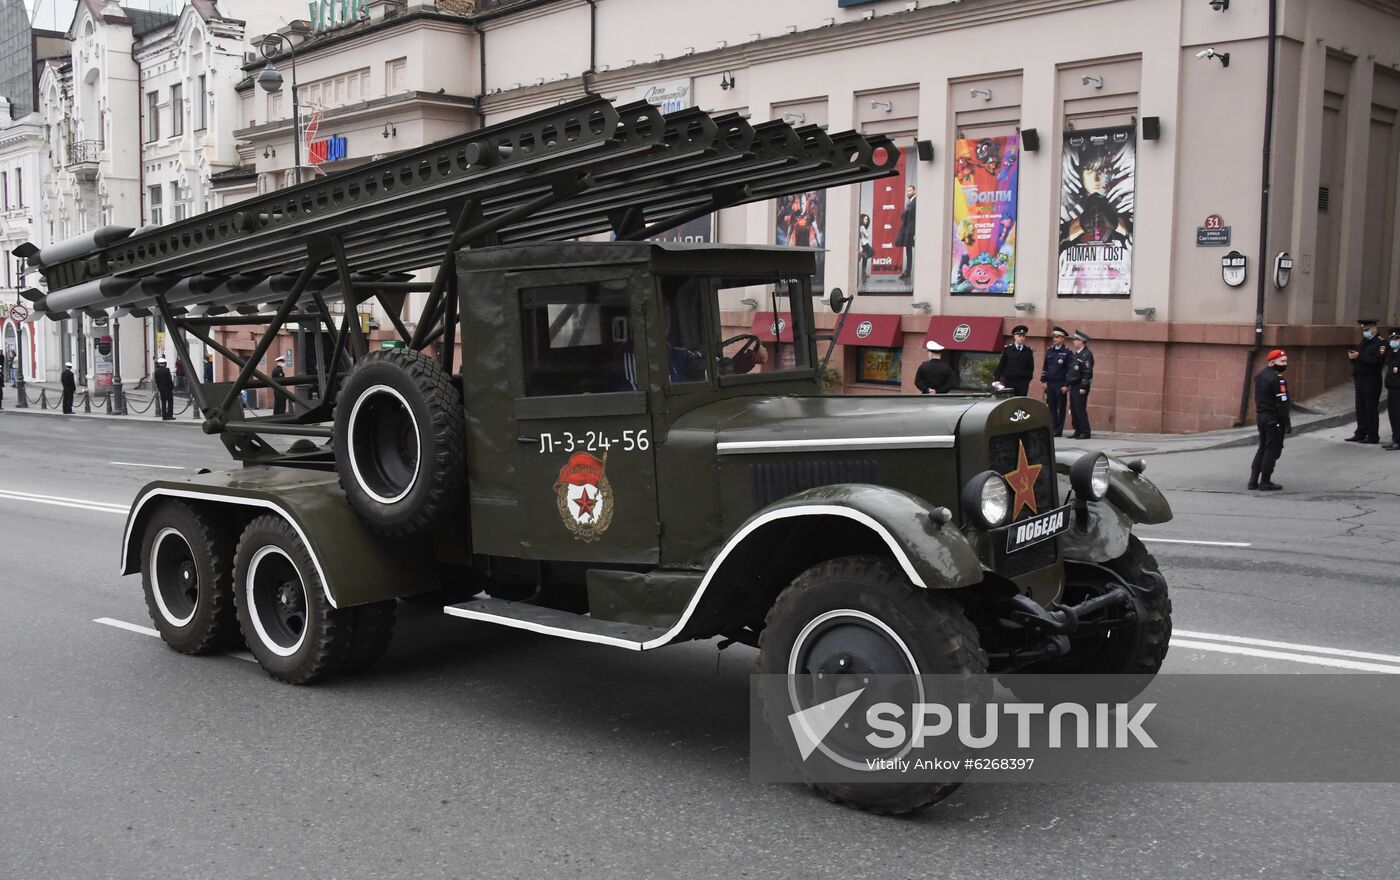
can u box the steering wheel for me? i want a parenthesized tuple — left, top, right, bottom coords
(721, 333, 762, 359)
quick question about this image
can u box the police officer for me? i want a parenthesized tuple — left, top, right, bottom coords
(1384, 329, 1400, 451)
(272, 355, 288, 416)
(1066, 329, 1095, 439)
(914, 340, 955, 395)
(1249, 349, 1291, 491)
(1346, 318, 1386, 444)
(993, 324, 1035, 397)
(1041, 326, 1071, 436)
(60, 361, 76, 414)
(154, 356, 175, 420)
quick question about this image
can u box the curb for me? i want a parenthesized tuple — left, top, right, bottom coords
(1, 407, 207, 425)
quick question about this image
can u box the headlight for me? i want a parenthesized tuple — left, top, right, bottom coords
(961, 470, 1012, 529)
(1070, 452, 1111, 501)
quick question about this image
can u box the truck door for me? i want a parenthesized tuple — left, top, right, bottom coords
(500, 267, 660, 563)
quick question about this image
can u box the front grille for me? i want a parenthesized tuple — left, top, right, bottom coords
(750, 459, 879, 508)
(987, 428, 1057, 576)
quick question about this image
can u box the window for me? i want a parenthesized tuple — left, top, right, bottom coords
(148, 184, 163, 226)
(659, 276, 709, 385)
(196, 74, 207, 130)
(171, 84, 183, 136)
(519, 281, 634, 396)
(855, 348, 903, 385)
(1, 170, 7, 208)
(386, 57, 407, 93)
(146, 91, 159, 141)
(2, 249, 10, 288)
(174, 202, 186, 222)
(714, 274, 812, 375)
(14, 168, 20, 206)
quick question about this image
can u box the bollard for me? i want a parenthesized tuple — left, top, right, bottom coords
(105, 393, 113, 414)
(39, 389, 48, 409)
(17, 385, 27, 409)
(83, 391, 91, 414)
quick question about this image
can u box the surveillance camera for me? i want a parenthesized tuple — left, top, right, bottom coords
(1196, 48, 1216, 59)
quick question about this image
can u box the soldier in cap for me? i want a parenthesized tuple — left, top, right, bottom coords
(993, 324, 1035, 397)
(1346, 319, 1386, 443)
(61, 361, 77, 414)
(914, 339, 956, 395)
(154, 356, 175, 420)
(1384, 329, 1400, 451)
(272, 354, 288, 416)
(1066, 329, 1095, 438)
(1040, 326, 1071, 436)
(1249, 349, 1291, 491)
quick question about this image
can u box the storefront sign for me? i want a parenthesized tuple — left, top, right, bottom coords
(308, 0, 364, 34)
(1057, 126, 1135, 296)
(950, 135, 1019, 295)
(95, 335, 113, 389)
(634, 79, 692, 114)
(1196, 213, 1231, 247)
(309, 134, 348, 165)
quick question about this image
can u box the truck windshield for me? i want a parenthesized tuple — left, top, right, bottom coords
(714, 274, 811, 376)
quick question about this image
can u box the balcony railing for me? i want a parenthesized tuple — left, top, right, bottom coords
(66, 140, 103, 168)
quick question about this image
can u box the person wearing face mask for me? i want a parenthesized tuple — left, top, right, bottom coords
(1249, 349, 1291, 491)
(1384, 329, 1400, 451)
(1346, 319, 1386, 444)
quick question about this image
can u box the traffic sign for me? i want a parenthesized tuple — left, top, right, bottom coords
(8, 304, 28, 323)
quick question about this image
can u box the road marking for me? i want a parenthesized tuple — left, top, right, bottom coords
(1140, 537, 1252, 548)
(93, 617, 256, 663)
(1172, 638, 1400, 674)
(0, 488, 129, 515)
(109, 461, 186, 470)
(1175, 629, 1400, 665)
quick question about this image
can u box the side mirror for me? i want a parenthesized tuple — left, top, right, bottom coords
(828, 287, 850, 314)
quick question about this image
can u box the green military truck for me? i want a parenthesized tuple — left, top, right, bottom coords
(21, 97, 1172, 814)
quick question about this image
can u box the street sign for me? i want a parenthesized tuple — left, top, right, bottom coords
(380, 340, 406, 349)
(8, 304, 28, 323)
(1196, 213, 1231, 247)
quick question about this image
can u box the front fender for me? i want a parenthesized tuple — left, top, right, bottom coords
(1054, 451, 1173, 525)
(739, 483, 985, 590)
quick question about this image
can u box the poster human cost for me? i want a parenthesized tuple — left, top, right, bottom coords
(1058, 126, 1135, 296)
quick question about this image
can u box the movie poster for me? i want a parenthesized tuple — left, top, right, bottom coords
(857, 147, 917, 293)
(647, 215, 713, 244)
(775, 190, 826, 296)
(1058, 126, 1135, 296)
(950, 135, 1019, 295)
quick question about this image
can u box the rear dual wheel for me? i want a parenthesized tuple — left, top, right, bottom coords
(140, 501, 239, 654)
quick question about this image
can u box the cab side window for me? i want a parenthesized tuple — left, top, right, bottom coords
(660, 276, 709, 386)
(520, 281, 633, 396)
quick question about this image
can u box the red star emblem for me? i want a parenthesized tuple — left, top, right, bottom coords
(572, 485, 598, 521)
(1003, 441, 1042, 519)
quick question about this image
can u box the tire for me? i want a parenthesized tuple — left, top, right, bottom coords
(1007, 536, 1172, 699)
(757, 555, 989, 815)
(139, 501, 239, 655)
(339, 601, 397, 674)
(333, 349, 466, 537)
(234, 515, 348, 684)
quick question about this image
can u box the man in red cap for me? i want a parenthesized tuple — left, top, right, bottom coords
(1249, 349, 1291, 491)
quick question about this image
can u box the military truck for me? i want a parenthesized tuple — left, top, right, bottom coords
(20, 96, 1172, 814)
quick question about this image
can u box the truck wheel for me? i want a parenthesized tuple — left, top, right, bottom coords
(334, 349, 466, 537)
(339, 600, 397, 674)
(758, 556, 989, 815)
(1009, 536, 1172, 698)
(140, 501, 239, 655)
(234, 515, 348, 684)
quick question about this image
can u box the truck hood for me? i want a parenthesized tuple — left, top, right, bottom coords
(672, 393, 981, 450)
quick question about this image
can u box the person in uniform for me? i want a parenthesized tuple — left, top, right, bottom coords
(1346, 319, 1386, 444)
(60, 361, 76, 414)
(1249, 349, 1291, 490)
(203, 353, 214, 384)
(1040, 327, 1071, 436)
(1066, 329, 1095, 439)
(1384, 329, 1400, 451)
(272, 355, 288, 416)
(993, 324, 1035, 396)
(154, 356, 175, 420)
(914, 340, 955, 395)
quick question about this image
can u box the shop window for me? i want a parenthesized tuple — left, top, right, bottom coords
(951, 351, 998, 391)
(855, 347, 903, 386)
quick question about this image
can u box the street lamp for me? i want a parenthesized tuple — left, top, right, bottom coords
(257, 33, 302, 185)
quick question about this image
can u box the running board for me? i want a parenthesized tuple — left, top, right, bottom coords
(444, 597, 669, 651)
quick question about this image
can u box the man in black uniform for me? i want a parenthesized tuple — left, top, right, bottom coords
(914, 340, 955, 395)
(1041, 326, 1071, 436)
(1249, 348, 1291, 491)
(1384, 329, 1400, 451)
(272, 355, 288, 416)
(1346, 318, 1386, 443)
(993, 324, 1035, 396)
(1066, 329, 1094, 439)
(60, 361, 76, 414)
(154, 356, 175, 420)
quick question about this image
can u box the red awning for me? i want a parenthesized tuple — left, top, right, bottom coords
(925, 316, 1005, 352)
(835, 313, 901, 348)
(752, 311, 794, 342)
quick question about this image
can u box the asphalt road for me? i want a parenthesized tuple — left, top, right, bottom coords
(1, 409, 1398, 879)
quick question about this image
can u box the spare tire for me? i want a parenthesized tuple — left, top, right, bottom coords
(334, 348, 466, 536)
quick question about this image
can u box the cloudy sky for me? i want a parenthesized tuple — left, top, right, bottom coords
(24, 1, 183, 32)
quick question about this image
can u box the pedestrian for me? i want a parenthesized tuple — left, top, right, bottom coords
(154, 356, 175, 420)
(1384, 329, 1400, 451)
(1066, 329, 1095, 439)
(60, 361, 76, 414)
(914, 340, 955, 395)
(174, 357, 186, 392)
(1041, 326, 1071, 437)
(203, 353, 214, 383)
(272, 355, 288, 416)
(1346, 318, 1386, 444)
(1248, 349, 1291, 490)
(993, 324, 1035, 396)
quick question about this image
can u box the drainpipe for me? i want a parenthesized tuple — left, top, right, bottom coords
(471, 19, 487, 126)
(582, 0, 599, 97)
(1236, 0, 1278, 426)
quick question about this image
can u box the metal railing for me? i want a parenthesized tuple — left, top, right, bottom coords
(65, 140, 103, 167)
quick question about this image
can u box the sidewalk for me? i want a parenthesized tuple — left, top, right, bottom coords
(2, 380, 276, 422)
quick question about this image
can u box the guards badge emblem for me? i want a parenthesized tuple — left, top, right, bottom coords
(554, 452, 614, 542)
